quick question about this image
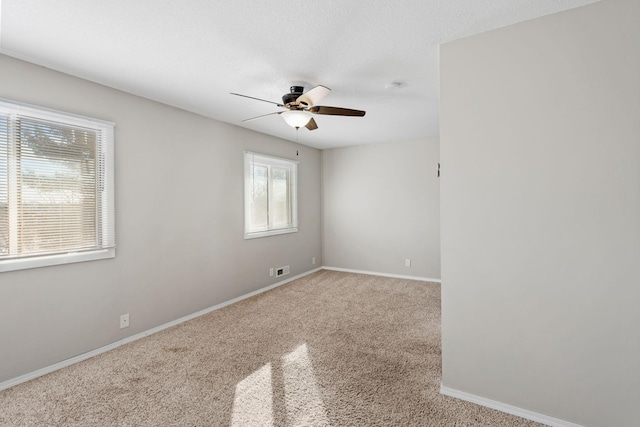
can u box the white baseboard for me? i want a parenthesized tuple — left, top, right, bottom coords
(440, 385, 584, 427)
(0, 267, 323, 392)
(322, 265, 441, 283)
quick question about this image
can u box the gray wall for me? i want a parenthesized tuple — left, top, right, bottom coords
(322, 138, 440, 280)
(0, 54, 322, 383)
(440, 0, 640, 425)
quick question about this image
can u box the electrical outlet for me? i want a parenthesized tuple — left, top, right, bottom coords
(405, 259, 411, 267)
(312, 257, 316, 265)
(269, 268, 274, 277)
(120, 313, 129, 329)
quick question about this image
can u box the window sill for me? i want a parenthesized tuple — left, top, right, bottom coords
(244, 227, 298, 240)
(0, 248, 115, 273)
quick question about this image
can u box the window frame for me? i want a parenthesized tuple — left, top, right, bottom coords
(0, 99, 115, 273)
(244, 151, 298, 239)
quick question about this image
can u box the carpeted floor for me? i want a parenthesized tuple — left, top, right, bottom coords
(0, 270, 543, 426)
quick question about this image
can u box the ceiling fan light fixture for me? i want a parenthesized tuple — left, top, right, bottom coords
(232, 85, 365, 131)
(282, 110, 312, 128)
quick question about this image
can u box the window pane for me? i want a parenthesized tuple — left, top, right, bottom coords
(250, 165, 268, 230)
(244, 151, 297, 239)
(271, 166, 291, 227)
(17, 118, 97, 256)
(0, 99, 115, 272)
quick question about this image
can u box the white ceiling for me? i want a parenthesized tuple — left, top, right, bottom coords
(0, 0, 599, 149)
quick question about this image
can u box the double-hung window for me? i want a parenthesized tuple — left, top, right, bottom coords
(244, 151, 298, 239)
(0, 99, 115, 272)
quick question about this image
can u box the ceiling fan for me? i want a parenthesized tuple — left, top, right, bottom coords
(231, 85, 366, 130)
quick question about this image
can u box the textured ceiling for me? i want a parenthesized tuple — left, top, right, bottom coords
(0, 0, 599, 149)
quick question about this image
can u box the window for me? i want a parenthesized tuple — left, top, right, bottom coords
(244, 151, 298, 239)
(0, 99, 115, 272)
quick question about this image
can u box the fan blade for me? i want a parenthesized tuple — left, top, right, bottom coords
(308, 106, 366, 116)
(242, 111, 283, 122)
(231, 93, 283, 107)
(305, 117, 318, 131)
(297, 85, 331, 107)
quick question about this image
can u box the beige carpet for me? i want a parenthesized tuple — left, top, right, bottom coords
(0, 270, 543, 426)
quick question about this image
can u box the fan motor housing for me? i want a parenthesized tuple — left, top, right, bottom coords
(282, 86, 305, 105)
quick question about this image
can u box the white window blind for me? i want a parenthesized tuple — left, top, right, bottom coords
(0, 99, 115, 272)
(244, 151, 298, 239)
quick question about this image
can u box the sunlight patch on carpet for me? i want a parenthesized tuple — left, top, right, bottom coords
(230, 363, 274, 427)
(282, 343, 329, 426)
